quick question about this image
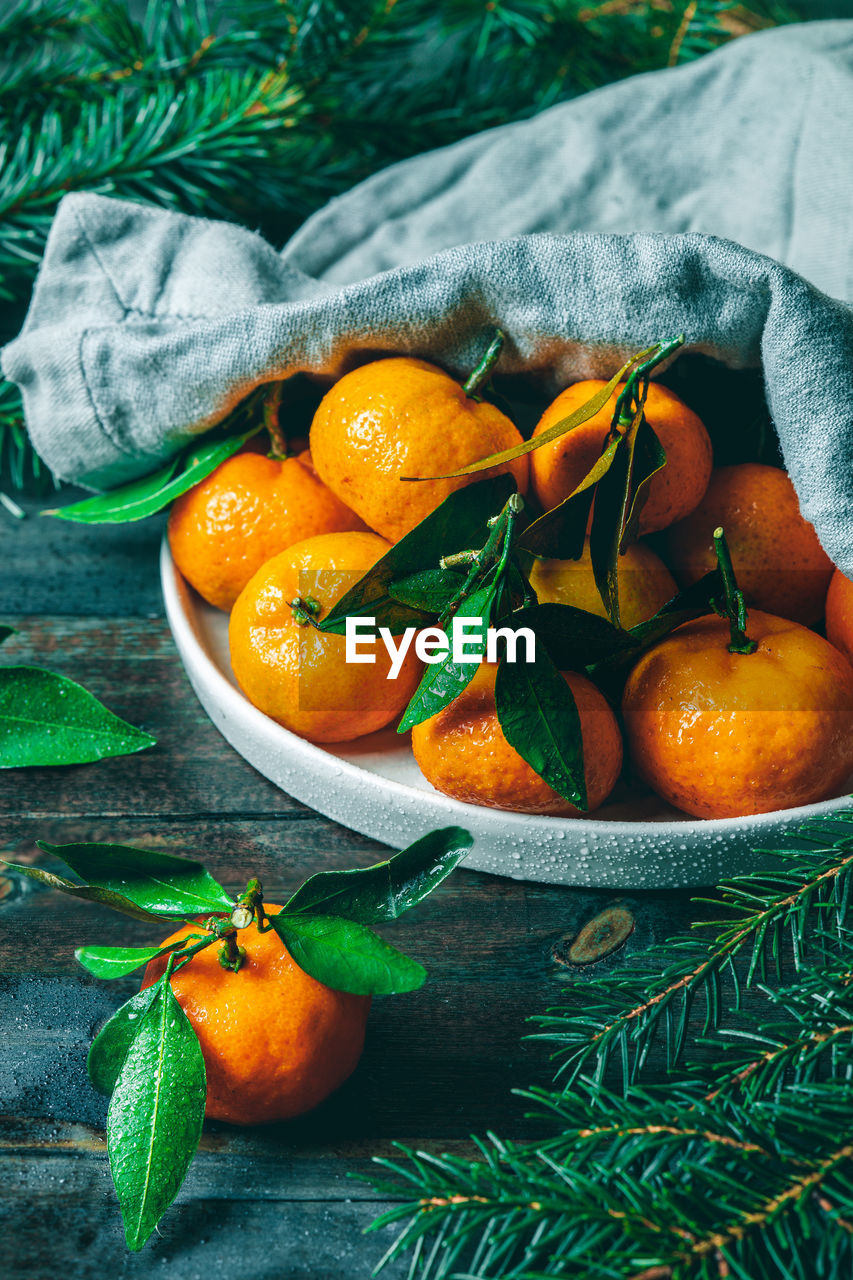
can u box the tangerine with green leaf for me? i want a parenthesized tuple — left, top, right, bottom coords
(412, 662, 622, 815)
(664, 463, 834, 625)
(309, 356, 528, 542)
(141, 907, 371, 1126)
(529, 380, 712, 532)
(229, 530, 422, 742)
(168, 448, 366, 611)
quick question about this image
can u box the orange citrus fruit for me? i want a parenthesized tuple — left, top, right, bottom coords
(411, 662, 622, 815)
(168, 449, 366, 611)
(664, 463, 834, 625)
(621, 610, 853, 820)
(528, 538, 677, 629)
(229, 530, 421, 742)
(309, 357, 528, 542)
(826, 568, 853, 666)
(529, 380, 712, 533)
(141, 907, 370, 1125)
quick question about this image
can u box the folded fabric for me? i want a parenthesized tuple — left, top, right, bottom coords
(3, 20, 853, 575)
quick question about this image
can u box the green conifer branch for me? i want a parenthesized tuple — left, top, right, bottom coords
(366, 812, 853, 1278)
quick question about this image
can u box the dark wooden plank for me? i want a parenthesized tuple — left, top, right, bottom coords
(0, 616, 316, 818)
(0, 608, 734, 1278)
(0, 1177, 409, 1279)
(1, 492, 166, 618)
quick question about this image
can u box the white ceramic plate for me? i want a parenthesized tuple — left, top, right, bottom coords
(161, 540, 852, 888)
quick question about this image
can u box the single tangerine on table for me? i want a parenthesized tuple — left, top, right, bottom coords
(309, 357, 528, 542)
(826, 568, 853, 665)
(141, 908, 370, 1126)
(529, 380, 713, 533)
(665, 463, 834, 625)
(621, 610, 853, 820)
(528, 538, 677, 629)
(168, 448, 366, 612)
(229, 530, 421, 743)
(412, 663, 623, 816)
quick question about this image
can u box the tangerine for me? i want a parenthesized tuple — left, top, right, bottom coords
(411, 663, 622, 816)
(528, 538, 677, 629)
(309, 357, 528, 542)
(529, 380, 712, 533)
(229, 530, 421, 742)
(621, 610, 853, 820)
(826, 568, 853, 666)
(168, 449, 365, 611)
(141, 908, 370, 1125)
(665, 463, 834, 625)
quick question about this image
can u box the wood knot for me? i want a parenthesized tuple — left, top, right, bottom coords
(553, 906, 634, 967)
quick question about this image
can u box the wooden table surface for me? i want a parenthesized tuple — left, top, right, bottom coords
(0, 492, 722, 1280)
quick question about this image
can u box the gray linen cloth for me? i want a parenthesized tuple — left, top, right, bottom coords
(3, 20, 853, 573)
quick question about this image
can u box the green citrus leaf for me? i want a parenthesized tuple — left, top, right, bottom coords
(509, 602, 635, 669)
(37, 840, 234, 916)
(388, 568, 465, 614)
(495, 646, 587, 811)
(44, 427, 259, 524)
(589, 408, 666, 626)
(320, 475, 515, 635)
(87, 981, 162, 1095)
(0, 859, 174, 923)
(519, 435, 620, 560)
(396, 581, 496, 732)
(282, 826, 473, 923)
(75, 942, 185, 980)
(108, 979, 206, 1251)
(272, 913, 427, 995)
(399, 345, 659, 481)
(0, 666, 156, 766)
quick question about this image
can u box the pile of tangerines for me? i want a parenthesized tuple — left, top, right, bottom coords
(168, 353, 853, 824)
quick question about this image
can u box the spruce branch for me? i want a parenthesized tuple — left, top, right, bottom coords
(366, 810, 853, 1278)
(530, 815, 853, 1088)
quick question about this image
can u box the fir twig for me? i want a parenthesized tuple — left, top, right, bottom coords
(366, 811, 853, 1279)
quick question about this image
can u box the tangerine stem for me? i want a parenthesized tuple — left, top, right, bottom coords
(611, 334, 685, 436)
(713, 526, 757, 655)
(263, 382, 288, 459)
(232, 878, 264, 930)
(462, 329, 505, 401)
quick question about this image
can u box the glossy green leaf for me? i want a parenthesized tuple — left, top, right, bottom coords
(108, 979, 206, 1251)
(75, 942, 185, 980)
(320, 475, 515, 635)
(282, 826, 473, 923)
(396, 580, 496, 732)
(495, 646, 587, 811)
(0, 859, 174, 923)
(0, 666, 156, 767)
(388, 568, 464, 614)
(519, 436, 619, 560)
(272, 913, 426, 995)
(87, 982, 162, 1096)
(400, 346, 659, 480)
(37, 840, 234, 916)
(0, 626, 14, 644)
(506, 602, 634, 669)
(589, 407, 666, 626)
(44, 427, 259, 524)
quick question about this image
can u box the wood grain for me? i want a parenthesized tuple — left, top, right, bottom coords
(0, 516, 729, 1276)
